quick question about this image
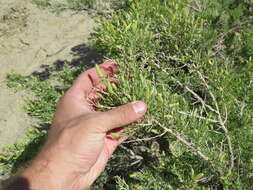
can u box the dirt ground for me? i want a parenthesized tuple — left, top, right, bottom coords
(0, 0, 95, 149)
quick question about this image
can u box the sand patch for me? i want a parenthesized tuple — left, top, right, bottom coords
(0, 0, 95, 149)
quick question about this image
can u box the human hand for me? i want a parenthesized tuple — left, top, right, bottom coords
(18, 61, 147, 190)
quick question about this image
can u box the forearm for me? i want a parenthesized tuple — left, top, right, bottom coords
(2, 156, 90, 190)
(1, 159, 54, 190)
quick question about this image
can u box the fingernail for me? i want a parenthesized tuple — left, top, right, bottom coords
(132, 101, 147, 115)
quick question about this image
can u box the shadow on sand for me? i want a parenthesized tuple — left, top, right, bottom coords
(30, 43, 103, 81)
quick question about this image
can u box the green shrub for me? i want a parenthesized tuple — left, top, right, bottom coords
(1, 0, 253, 189)
(92, 0, 253, 189)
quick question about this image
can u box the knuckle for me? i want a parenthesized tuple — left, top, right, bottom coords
(117, 106, 130, 124)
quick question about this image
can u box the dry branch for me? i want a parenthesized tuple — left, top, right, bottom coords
(124, 131, 167, 143)
(155, 121, 210, 162)
(197, 71, 235, 171)
(178, 111, 219, 124)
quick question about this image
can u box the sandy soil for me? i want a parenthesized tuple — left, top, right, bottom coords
(0, 0, 95, 149)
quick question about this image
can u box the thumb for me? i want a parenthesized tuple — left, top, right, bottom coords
(96, 101, 147, 132)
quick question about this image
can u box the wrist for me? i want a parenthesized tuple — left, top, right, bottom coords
(20, 154, 89, 190)
(20, 157, 58, 190)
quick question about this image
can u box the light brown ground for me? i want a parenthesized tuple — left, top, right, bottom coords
(0, 0, 95, 149)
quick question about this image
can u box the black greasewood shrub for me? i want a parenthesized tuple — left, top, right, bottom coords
(92, 0, 253, 189)
(2, 0, 253, 189)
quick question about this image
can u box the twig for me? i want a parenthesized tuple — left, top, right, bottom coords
(136, 123, 153, 127)
(170, 75, 219, 115)
(46, 46, 67, 58)
(187, 5, 200, 12)
(194, 0, 202, 11)
(197, 71, 234, 171)
(184, 84, 219, 114)
(123, 131, 167, 143)
(152, 60, 217, 114)
(210, 32, 226, 57)
(153, 61, 219, 113)
(178, 111, 219, 124)
(155, 121, 210, 162)
(224, 105, 228, 124)
(119, 145, 143, 166)
(19, 39, 30, 46)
